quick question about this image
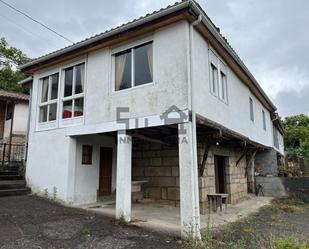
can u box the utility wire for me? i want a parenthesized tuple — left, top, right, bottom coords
(0, 0, 74, 44)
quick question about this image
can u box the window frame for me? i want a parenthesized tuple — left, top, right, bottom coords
(111, 38, 154, 93)
(37, 72, 60, 129)
(82, 145, 93, 165)
(208, 48, 228, 104)
(249, 97, 254, 122)
(60, 60, 86, 127)
(262, 110, 266, 130)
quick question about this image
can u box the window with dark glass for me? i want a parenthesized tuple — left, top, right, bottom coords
(62, 63, 85, 119)
(39, 73, 59, 123)
(249, 97, 254, 122)
(82, 145, 93, 164)
(262, 110, 266, 130)
(115, 42, 153, 91)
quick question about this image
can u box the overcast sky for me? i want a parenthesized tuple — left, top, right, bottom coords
(0, 0, 308, 117)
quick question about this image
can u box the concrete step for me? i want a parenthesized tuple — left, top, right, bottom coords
(0, 175, 23, 181)
(0, 188, 30, 197)
(0, 180, 26, 190)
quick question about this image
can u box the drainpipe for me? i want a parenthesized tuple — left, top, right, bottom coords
(188, 14, 202, 239)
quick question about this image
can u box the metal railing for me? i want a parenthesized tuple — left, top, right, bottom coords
(0, 143, 25, 171)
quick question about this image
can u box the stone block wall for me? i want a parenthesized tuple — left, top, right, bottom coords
(132, 140, 249, 214)
(197, 144, 248, 214)
(132, 141, 180, 206)
(255, 149, 279, 176)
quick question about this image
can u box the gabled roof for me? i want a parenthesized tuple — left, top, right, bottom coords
(0, 90, 29, 102)
(19, 0, 277, 112)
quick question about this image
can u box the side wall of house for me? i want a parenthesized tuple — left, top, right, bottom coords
(191, 29, 275, 149)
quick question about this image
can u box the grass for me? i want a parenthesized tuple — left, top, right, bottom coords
(183, 198, 309, 249)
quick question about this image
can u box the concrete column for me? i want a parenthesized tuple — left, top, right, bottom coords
(178, 121, 201, 239)
(116, 131, 132, 222)
(66, 137, 77, 203)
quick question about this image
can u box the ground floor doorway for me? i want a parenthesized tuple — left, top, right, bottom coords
(98, 147, 113, 197)
(214, 155, 227, 194)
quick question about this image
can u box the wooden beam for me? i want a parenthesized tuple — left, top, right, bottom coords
(199, 143, 211, 177)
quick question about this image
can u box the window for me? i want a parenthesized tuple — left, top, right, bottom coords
(220, 71, 227, 102)
(209, 49, 228, 103)
(210, 63, 218, 95)
(82, 145, 93, 164)
(273, 127, 279, 149)
(39, 73, 59, 123)
(249, 97, 254, 122)
(115, 42, 153, 91)
(6, 103, 14, 120)
(62, 63, 85, 119)
(262, 110, 266, 130)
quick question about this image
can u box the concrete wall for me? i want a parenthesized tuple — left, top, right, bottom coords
(255, 149, 279, 176)
(74, 135, 116, 204)
(191, 29, 275, 149)
(3, 103, 28, 139)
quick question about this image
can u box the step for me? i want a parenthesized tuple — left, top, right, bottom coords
(0, 180, 26, 190)
(0, 188, 31, 197)
(0, 175, 23, 181)
(0, 171, 19, 176)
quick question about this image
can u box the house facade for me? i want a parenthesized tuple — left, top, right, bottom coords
(20, 0, 284, 238)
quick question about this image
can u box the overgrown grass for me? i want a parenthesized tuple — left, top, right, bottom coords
(183, 198, 309, 249)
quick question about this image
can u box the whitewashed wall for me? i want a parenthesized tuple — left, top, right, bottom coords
(74, 135, 116, 205)
(3, 103, 28, 138)
(26, 21, 189, 203)
(191, 29, 275, 148)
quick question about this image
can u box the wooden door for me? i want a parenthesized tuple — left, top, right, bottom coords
(98, 147, 113, 196)
(214, 156, 226, 193)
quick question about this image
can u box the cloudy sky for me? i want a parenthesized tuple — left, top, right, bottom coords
(0, 0, 308, 117)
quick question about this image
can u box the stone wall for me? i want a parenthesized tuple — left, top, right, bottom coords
(255, 149, 279, 176)
(198, 144, 248, 214)
(132, 140, 249, 214)
(132, 141, 180, 206)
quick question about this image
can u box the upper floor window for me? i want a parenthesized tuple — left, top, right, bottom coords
(249, 97, 254, 122)
(262, 110, 266, 130)
(209, 49, 228, 103)
(39, 73, 59, 123)
(210, 63, 218, 95)
(114, 42, 153, 91)
(62, 63, 85, 119)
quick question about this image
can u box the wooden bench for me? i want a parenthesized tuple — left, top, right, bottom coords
(207, 193, 229, 212)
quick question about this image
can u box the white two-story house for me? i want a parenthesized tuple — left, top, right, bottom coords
(20, 0, 284, 238)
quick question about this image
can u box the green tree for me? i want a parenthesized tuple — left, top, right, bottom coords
(0, 37, 31, 93)
(284, 114, 309, 160)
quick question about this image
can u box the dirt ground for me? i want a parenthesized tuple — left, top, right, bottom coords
(0, 195, 180, 249)
(196, 198, 309, 249)
(1, 195, 309, 249)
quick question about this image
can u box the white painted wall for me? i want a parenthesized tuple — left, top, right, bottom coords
(191, 29, 275, 148)
(3, 103, 29, 138)
(74, 134, 116, 205)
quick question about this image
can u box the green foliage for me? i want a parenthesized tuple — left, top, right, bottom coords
(117, 214, 127, 226)
(0, 37, 30, 93)
(284, 114, 309, 161)
(82, 227, 91, 236)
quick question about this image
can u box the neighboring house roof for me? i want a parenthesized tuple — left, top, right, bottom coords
(19, 0, 277, 113)
(0, 90, 29, 103)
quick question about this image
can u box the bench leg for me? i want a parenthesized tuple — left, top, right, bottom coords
(219, 198, 222, 212)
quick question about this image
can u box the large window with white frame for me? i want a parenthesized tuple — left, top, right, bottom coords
(38, 73, 59, 123)
(209, 49, 228, 103)
(62, 63, 85, 119)
(114, 41, 153, 91)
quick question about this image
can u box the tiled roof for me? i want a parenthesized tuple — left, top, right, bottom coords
(0, 90, 29, 102)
